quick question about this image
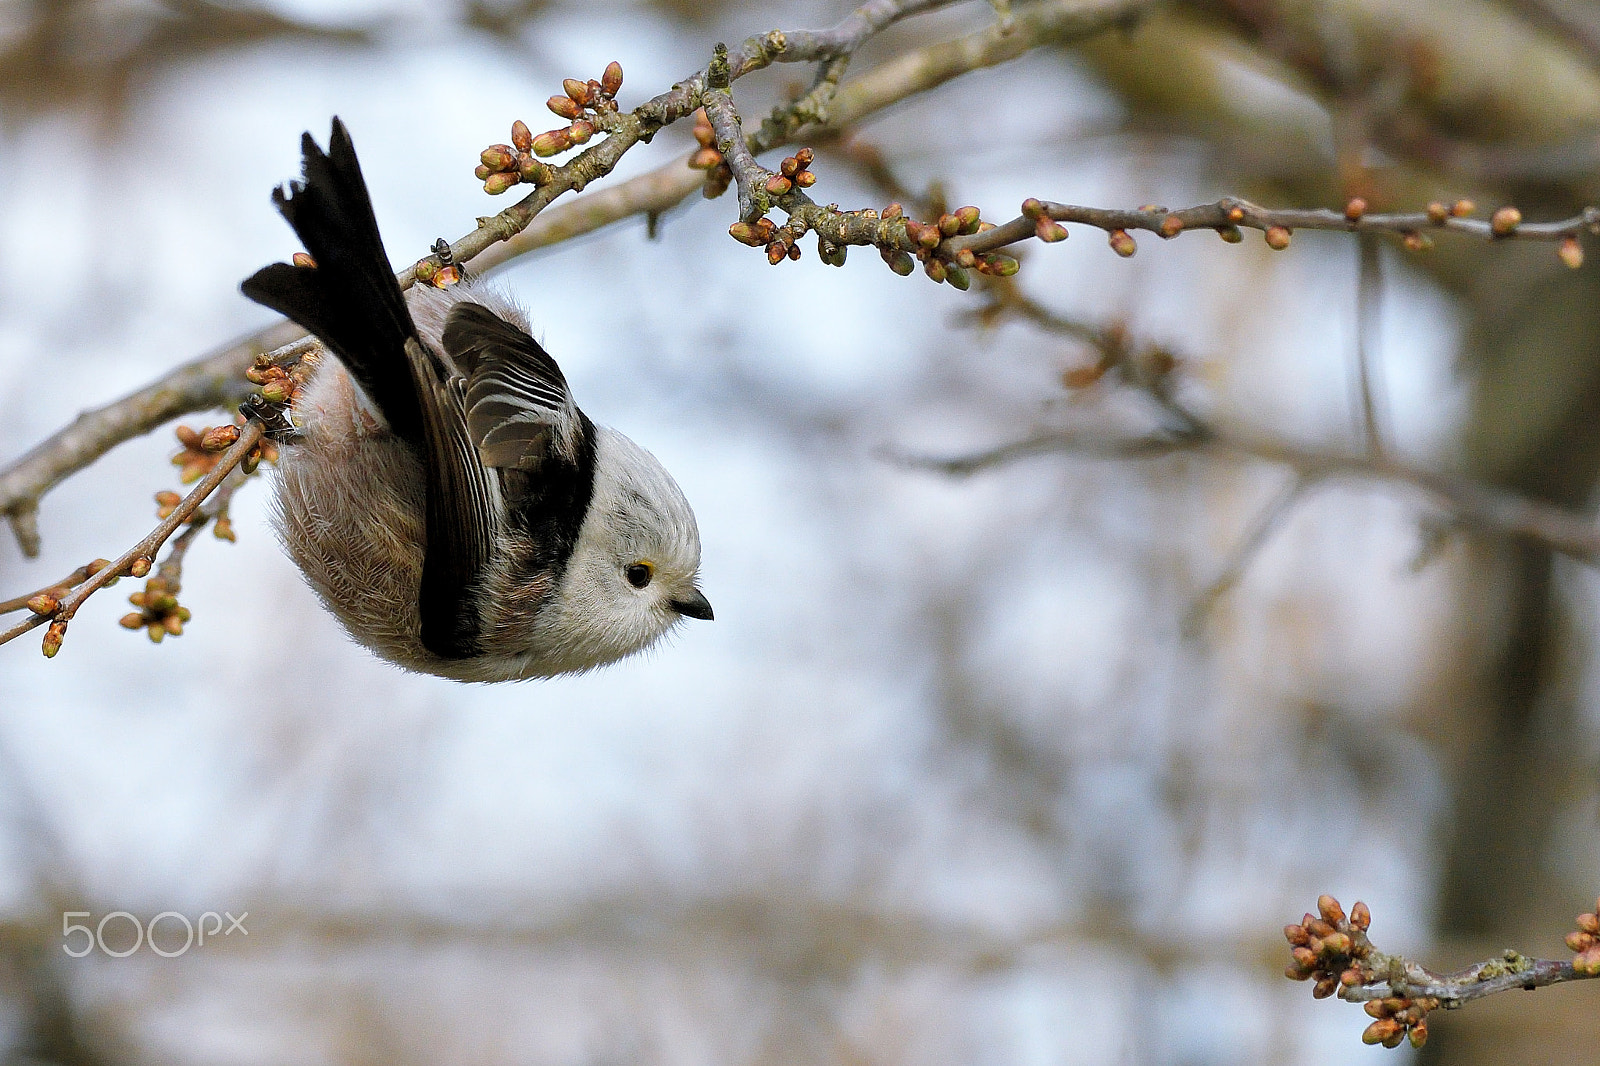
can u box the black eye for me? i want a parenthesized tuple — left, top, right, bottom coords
(625, 563, 653, 589)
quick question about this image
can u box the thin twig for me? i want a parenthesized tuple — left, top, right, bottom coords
(0, 323, 298, 558)
(943, 199, 1600, 257)
(1342, 953, 1586, 1008)
(1284, 894, 1600, 1049)
(1182, 474, 1310, 636)
(900, 419, 1600, 566)
(1353, 234, 1386, 456)
(0, 421, 265, 656)
(0, 562, 109, 617)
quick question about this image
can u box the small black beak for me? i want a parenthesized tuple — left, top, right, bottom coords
(670, 589, 714, 621)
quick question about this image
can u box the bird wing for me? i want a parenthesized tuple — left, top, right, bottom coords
(403, 337, 504, 657)
(441, 302, 585, 472)
(240, 119, 495, 661)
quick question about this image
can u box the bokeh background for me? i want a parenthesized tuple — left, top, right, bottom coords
(2, 0, 1599, 1062)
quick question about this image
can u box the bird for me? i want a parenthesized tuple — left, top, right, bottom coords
(240, 118, 711, 681)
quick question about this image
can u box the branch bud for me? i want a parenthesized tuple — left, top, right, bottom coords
(793, 170, 816, 188)
(1108, 229, 1136, 257)
(568, 119, 595, 145)
(201, 425, 241, 452)
(729, 222, 765, 246)
(601, 61, 623, 97)
(979, 254, 1019, 277)
(881, 247, 915, 275)
(480, 145, 516, 171)
(548, 95, 583, 120)
(260, 377, 293, 404)
(1217, 225, 1243, 243)
(1560, 237, 1584, 270)
(1345, 197, 1367, 222)
(533, 129, 572, 156)
(702, 171, 731, 208)
(1426, 201, 1449, 225)
(764, 174, 792, 196)
(689, 147, 724, 170)
(955, 206, 981, 234)
(1264, 226, 1291, 250)
(511, 119, 534, 152)
(1363, 1019, 1401, 1046)
(1035, 218, 1067, 243)
(1021, 198, 1045, 220)
(483, 171, 520, 195)
(563, 77, 589, 104)
(1491, 206, 1522, 236)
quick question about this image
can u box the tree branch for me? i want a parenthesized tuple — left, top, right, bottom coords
(898, 408, 1600, 566)
(0, 325, 301, 558)
(1280, 895, 1600, 1049)
(942, 198, 1599, 257)
(0, 420, 266, 657)
(0, 0, 1153, 561)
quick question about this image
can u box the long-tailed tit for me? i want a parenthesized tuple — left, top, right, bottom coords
(241, 119, 711, 681)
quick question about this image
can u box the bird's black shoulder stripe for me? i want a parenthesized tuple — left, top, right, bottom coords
(499, 410, 598, 583)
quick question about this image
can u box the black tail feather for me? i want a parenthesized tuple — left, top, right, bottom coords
(241, 118, 425, 448)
